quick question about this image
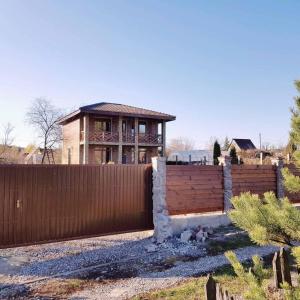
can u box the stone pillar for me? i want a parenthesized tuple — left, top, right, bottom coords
(134, 118, 139, 164)
(218, 156, 233, 212)
(118, 116, 123, 164)
(83, 114, 89, 164)
(272, 157, 285, 199)
(162, 121, 166, 156)
(152, 157, 173, 243)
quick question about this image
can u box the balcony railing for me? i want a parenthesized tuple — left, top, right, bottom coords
(138, 133, 162, 144)
(122, 133, 135, 143)
(80, 131, 163, 145)
(89, 130, 119, 143)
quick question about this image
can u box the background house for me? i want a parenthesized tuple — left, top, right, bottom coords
(228, 138, 256, 152)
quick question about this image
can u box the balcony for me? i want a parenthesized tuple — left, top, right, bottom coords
(80, 131, 163, 145)
(138, 133, 162, 144)
(122, 133, 135, 144)
(81, 130, 119, 143)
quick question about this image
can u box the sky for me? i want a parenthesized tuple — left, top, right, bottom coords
(0, 0, 299, 148)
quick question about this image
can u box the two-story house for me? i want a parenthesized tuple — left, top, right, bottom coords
(58, 102, 176, 164)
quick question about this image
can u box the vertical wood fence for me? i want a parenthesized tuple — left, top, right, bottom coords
(0, 164, 153, 248)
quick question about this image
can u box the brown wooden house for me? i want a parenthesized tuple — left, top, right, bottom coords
(58, 102, 176, 164)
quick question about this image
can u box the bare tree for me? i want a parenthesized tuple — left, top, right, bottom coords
(26, 98, 63, 164)
(0, 122, 15, 161)
(166, 137, 195, 156)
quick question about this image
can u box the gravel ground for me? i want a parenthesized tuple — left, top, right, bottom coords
(70, 244, 279, 300)
(0, 227, 277, 299)
(0, 229, 207, 296)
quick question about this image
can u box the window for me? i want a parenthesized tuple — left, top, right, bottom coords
(94, 120, 111, 131)
(122, 121, 127, 133)
(138, 122, 146, 134)
(138, 148, 147, 164)
(94, 147, 111, 164)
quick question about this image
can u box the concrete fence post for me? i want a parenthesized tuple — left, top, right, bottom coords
(218, 156, 233, 212)
(152, 157, 173, 243)
(272, 157, 285, 199)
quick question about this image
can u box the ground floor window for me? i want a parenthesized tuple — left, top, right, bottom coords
(94, 147, 111, 164)
(139, 148, 147, 164)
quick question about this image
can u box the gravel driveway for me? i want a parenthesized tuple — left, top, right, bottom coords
(0, 228, 278, 299)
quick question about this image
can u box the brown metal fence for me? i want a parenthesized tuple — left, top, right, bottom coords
(0, 164, 153, 248)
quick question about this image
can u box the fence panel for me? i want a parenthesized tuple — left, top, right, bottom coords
(166, 165, 224, 215)
(0, 164, 153, 248)
(232, 165, 277, 197)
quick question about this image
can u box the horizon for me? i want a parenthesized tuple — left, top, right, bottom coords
(1, 1, 300, 148)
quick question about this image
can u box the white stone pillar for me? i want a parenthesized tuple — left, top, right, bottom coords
(134, 118, 139, 164)
(272, 157, 285, 199)
(218, 155, 233, 212)
(83, 114, 89, 164)
(118, 116, 123, 164)
(152, 157, 172, 243)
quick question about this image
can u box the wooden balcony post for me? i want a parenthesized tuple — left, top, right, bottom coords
(83, 114, 89, 164)
(162, 121, 166, 156)
(118, 116, 123, 164)
(134, 118, 139, 164)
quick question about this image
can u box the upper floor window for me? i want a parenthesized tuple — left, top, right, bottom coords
(94, 120, 111, 132)
(138, 122, 146, 134)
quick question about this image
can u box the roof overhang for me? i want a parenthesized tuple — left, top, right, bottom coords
(57, 107, 176, 125)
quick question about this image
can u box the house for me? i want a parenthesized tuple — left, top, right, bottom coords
(168, 150, 213, 165)
(58, 102, 176, 164)
(228, 138, 256, 152)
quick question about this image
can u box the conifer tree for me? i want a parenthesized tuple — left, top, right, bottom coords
(226, 81, 300, 298)
(229, 80, 300, 246)
(213, 140, 221, 165)
(229, 146, 239, 164)
(223, 136, 230, 151)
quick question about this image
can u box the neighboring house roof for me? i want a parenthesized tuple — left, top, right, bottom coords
(230, 138, 256, 151)
(168, 150, 213, 164)
(58, 102, 176, 124)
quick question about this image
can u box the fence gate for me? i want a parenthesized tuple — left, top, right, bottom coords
(0, 164, 153, 248)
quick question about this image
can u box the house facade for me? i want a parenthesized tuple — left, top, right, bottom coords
(58, 103, 175, 164)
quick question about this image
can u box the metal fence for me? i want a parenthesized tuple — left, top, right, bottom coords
(0, 164, 153, 248)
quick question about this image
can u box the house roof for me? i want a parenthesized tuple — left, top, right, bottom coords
(230, 138, 256, 151)
(58, 102, 176, 124)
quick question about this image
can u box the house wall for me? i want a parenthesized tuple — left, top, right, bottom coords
(62, 118, 81, 164)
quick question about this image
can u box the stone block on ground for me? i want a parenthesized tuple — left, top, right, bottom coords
(180, 230, 193, 243)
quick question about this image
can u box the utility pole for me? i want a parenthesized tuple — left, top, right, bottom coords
(259, 133, 262, 150)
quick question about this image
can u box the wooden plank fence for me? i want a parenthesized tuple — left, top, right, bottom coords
(0, 164, 153, 248)
(166, 165, 224, 215)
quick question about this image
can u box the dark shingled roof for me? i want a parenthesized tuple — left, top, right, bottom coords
(58, 102, 176, 124)
(231, 138, 256, 150)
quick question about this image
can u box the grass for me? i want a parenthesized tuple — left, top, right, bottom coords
(132, 265, 251, 300)
(206, 234, 255, 256)
(31, 278, 89, 297)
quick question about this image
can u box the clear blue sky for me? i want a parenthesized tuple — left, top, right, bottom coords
(0, 0, 299, 148)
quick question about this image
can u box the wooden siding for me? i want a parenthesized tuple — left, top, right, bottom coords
(0, 164, 153, 248)
(166, 165, 224, 215)
(232, 165, 277, 197)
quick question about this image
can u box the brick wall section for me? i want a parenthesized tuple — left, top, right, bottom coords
(62, 118, 81, 164)
(232, 165, 277, 197)
(166, 165, 224, 215)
